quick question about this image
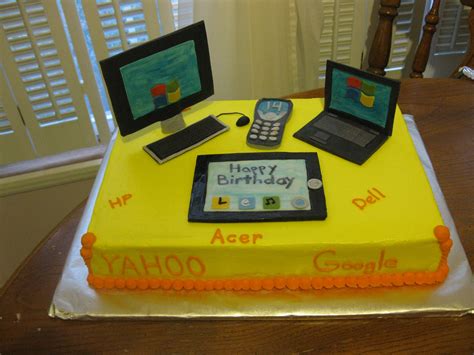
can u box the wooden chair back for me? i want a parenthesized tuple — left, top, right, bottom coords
(366, 0, 474, 78)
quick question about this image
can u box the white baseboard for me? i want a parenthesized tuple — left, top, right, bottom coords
(0, 159, 101, 197)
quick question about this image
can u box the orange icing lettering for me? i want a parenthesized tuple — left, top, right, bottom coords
(252, 233, 263, 244)
(313, 250, 338, 272)
(210, 228, 263, 245)
(364, 261, 376, 273)
(140, 255, 163, 275)
(352, 187, 386, 211)
(121, 256, 141, 275)
(384, 258, 398, 268)
(186, 256, 206, 276)
(211, 228, 225, 244)
(101, 254, 120, 274)
(109, 193, 133, 209)
(240, 234, 250, 244)
(165, 255, 184, 276)
(377, 249, 385, 269)
(313, 249, 398, 274)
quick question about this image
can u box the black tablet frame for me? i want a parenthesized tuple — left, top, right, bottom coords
(188, 152, 327, 223)
(100, 21, 214, 137)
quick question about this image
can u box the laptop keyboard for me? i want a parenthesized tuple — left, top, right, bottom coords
(312, 114, 377, 147)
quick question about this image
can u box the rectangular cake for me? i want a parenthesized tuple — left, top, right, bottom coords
(80, 99, 452, 291)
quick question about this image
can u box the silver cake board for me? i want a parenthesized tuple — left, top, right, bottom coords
(49, 115, 474, 319)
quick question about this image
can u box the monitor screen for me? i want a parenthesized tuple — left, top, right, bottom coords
(100, 21, 213, 136)
(325, 60, 399, 134)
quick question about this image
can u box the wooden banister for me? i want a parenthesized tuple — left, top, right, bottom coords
(410, 0, 442, 78)
(367, 0, 401, 76)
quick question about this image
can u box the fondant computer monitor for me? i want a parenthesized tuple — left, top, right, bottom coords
(100, 21, 213, 136)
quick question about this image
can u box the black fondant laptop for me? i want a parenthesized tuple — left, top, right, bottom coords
(294, 61, 400, 165)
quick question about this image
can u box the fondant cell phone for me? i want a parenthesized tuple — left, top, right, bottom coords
(246, 98, 293, 149)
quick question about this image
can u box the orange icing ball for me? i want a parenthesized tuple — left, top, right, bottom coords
(434, 225, 450, 242)
(322, 277, 334, 289)
(262, 279, 274, 291)
(273, 277, 286, 290)
(172, 280, 184, 291)
(240, 279, 250, 291)
(392, 274, 404, 287)
(204, 280, 214, 291)
(250, 279, 262, 291)
(161, 279, 172, 290)
(125, 279, 137, 290)
(356, 276, 369, 288)
(333, 277, 345, 288)
(81, 232, 96, 247)
(137, 279, 149, 290)
(414, 272, 426, 285)
(403, 272, 415, 285)
(224, 280, 233, 291)
(115, 278, 126, 289)
(149, 279, 161, 289)
(104, 277, 115, 289)
(368, 274, 381, 287)
(214, 280, 224, 290)
(80, 248, 92, 260)
(298, 278, 311, 290)
(194, 280, 205, 291)
(93, 277, 104, 289)
(184, 280, 194, 290)
(232, 280, 243, 291)
(311, 277, 323, 289)
(286, 278, 299, 290)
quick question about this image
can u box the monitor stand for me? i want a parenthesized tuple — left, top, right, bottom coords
(161, 112, 185, 134)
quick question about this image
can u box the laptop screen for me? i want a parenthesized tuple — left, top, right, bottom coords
(326, 61, 399, 132)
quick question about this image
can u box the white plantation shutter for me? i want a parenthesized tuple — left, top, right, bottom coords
(384, 0, 419, 76)
(423, 0, 469, 77)
(317, 0, 367, 86)
(171, 0, 193, 29)
(81, 0, 174, 61)
(434, 0, 470, 54)
(0, 64, 36, 164)
(0, 0, 98, 158)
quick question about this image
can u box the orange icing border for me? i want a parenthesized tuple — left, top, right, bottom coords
(80, 225, 452, 291)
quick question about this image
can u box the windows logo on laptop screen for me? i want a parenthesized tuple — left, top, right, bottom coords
(294, 61, 400, 165)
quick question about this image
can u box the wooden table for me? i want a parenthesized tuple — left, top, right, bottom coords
(1, 79, 473, 353)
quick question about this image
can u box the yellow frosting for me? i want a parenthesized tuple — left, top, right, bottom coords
(84, 99, 446, 288)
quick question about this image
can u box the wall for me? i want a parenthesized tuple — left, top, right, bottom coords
(0, 178, 94, 288)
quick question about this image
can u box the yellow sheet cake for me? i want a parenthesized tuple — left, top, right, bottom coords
(80, 99, 452, 291)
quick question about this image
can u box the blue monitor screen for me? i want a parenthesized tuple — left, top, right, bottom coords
(120, 40, 202, 120)
(329, 68, 393, 128)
